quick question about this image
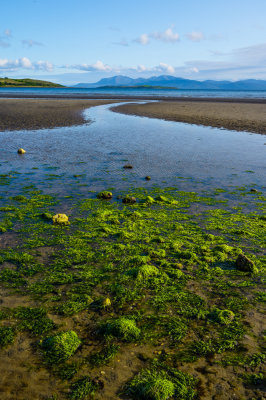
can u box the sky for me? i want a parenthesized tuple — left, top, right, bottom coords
(1, 0, 266, 84)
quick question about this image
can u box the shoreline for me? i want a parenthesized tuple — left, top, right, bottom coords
(1, 92, 266, 103)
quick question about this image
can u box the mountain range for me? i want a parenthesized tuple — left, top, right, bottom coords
(73, 75, 266, 90)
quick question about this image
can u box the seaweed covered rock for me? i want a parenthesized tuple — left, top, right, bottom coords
(211, 308, 235, 325)
(17, 148, 26, 154)
(236, 254, 256, 273)
(97, 191, 112, 199)
(41, 330, 81, 364)
(123, 164, 133, 169)
(52, 213, 69, 225)
(145, 176, 151, 180)
(122, 196, 136, 204)
(100, 317, 140, 342)
(126, 368, 196, 400)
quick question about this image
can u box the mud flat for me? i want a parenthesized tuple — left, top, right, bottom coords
(112, 100, 266, 135)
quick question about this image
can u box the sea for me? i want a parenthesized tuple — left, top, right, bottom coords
(1, 86, 266, 99)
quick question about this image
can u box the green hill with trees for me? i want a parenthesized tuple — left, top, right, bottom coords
(0, 77, 64, 87)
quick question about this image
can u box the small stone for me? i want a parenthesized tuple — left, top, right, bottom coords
(122, 196, 136, 204)
(236, 253, 255, 273)
(17, 148, 26, 154)
(52, 214, 69, 225)
(145, 176, 151, 180)
(123, 164, 133, 169)
(250, 188, 258, 193)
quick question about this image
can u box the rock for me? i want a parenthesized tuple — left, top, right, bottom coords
(236, 254, 255, 273)
(52, 214, 69, 225)
(250, 188, 258, 193)
(17, 148, 26, 154)
(123, 164, 133, 169)
(97, 191, 112, 199)
(122, 196, 136, 204)
(145, 176, 151, 180)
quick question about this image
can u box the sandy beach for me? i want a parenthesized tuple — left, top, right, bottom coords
(112, 100, 266, 135)
(0, 99, 118, 131)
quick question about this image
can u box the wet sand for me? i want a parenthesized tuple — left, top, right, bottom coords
(112, 100, 266, 135)
(0, 99, 118, 131)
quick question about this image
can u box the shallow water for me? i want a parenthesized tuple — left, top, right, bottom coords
(0, 103, 265, 197)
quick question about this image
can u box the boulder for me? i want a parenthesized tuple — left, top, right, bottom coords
(123, 164, 133, 169)
(17, 148, 26, 154)
(145, 176, 151, 180)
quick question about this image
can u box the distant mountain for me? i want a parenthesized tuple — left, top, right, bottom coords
(0, 77, 64, 88)
(73, 75, 266, 90)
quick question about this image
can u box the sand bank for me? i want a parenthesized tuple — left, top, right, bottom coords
(0, 99, 118, 131)
(112, 100, 266, 135)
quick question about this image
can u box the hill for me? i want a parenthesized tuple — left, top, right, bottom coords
(0, 78, 64, 87)
(73, 75, 266, 90)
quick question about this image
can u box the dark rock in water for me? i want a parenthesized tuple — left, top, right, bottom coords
(122, 196, 136, 204)
(123, 164, 133, 169)
(250, 188, 258, 193)
(97, 191, 112, 199)
(145, 176, 151, 180)
(236, 254, 255, 273)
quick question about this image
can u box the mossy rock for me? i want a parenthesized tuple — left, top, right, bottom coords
(122, 196, 137, 204)
(236, 254, 256, 273)
(211, 308, 235, 325)
(100, 317, 140, 342)
(52, 214, 69, 225)
(97, 191, 112, 199)
(127, 370, 175, 400)
(41, 330, 81, 364)
(129, 264, 159, 281)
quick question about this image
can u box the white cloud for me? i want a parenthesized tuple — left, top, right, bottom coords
(135, 33, 150, 45)
(22, 39, 44, 47)
(135, 27, 179, 45)
(151, 27, 179, 43)
(186, 31, 204, 42)
(69, 60, 112, 72)
(0, 57, 53, 72)
(154, 62, 175, 74)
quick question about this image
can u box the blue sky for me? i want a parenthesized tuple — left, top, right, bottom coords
(1, 0, 266, 84)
